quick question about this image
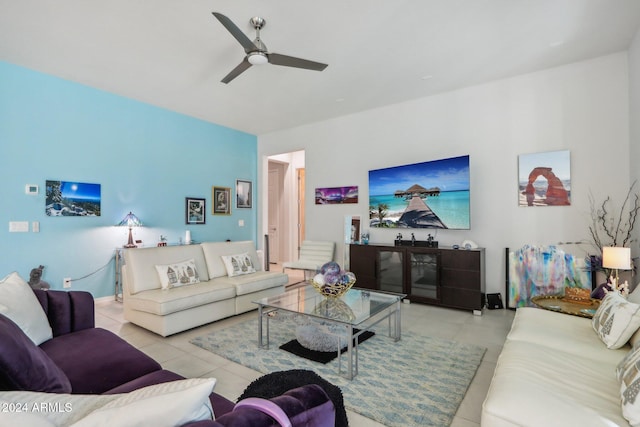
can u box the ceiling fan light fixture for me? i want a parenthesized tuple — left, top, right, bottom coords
(248, 52, 268, 65)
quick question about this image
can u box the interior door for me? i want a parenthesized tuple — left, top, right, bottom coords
(297, 168, 305, 252)
(268, 168, 280, 263)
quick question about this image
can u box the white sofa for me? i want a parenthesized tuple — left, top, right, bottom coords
(122, 241, 287, 337)
(482, 305, 634, 426)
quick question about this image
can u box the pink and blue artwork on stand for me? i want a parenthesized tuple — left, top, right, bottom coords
(507, 245, 592, 308)
(315, 186, 358, 204)
(45, 180, 101, 217)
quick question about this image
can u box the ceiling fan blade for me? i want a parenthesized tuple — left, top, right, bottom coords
(212, 12, 257, 52)
(268, 53, 328, 71)
(221, 58, 252, 84)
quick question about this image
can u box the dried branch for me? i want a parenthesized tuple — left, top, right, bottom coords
(588, 181, 639, 253)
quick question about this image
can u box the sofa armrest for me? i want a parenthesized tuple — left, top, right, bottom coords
(33, 289, 95, 336)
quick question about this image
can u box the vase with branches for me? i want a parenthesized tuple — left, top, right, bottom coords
(588, 181, 639, 283)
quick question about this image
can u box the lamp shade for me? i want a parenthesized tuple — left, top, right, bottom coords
(602, 246, 631, 270)
(117, 212, 142, 227)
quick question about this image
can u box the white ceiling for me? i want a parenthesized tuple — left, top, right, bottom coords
(1, 1, 640, 135)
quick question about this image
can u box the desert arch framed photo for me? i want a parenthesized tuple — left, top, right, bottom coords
(518, 150, 571, 207)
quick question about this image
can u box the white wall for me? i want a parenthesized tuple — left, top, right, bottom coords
(258, 52, 630, 297)
(630, 27, 640, 260)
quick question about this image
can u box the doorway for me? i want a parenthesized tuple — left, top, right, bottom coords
(266, 150, 305, 265)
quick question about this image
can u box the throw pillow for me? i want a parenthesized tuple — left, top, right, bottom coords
(0, 272, 52, 345)
(592, 291, 640, 349)
(221, 253, 256, 277)
(0, 378, 216, 426)
(617, 344, 640, 425)
(629, 285, 640, 304)
(154, 259, 200, 290)
(0, 313, 71, 393)
(71, 378, 216, 426)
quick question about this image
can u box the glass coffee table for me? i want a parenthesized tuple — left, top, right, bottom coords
(253, 285, 405, 380)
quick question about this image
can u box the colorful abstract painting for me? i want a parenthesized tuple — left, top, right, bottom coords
(507, 245, 592, 308)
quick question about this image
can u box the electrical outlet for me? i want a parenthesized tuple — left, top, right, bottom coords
(63, 278, 71, 288)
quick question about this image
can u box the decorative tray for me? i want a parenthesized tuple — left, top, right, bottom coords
(531, 294, 601, 318)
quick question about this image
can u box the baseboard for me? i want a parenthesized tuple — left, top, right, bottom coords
(94, 295, 119, 305)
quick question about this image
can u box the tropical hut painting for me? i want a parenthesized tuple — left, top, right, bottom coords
(368, 155, 470, 229)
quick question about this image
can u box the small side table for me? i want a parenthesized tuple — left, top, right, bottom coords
(531, 294, 601, 318)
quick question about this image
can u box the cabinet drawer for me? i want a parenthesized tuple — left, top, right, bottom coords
(440, 250, 480, 270)
(440, 269, 481, 290)
(440, 287, 483, 310)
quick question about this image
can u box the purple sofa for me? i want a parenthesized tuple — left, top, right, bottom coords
(0, 289, 336, 426)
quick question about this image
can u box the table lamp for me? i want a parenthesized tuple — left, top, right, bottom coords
(117, 212, 142, 248)
(602, 246, 631, 285)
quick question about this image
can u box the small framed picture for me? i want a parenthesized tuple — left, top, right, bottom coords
(185, 198, 206, 224)
(212, 186, 231, 215)
(236, 179, 252, 209)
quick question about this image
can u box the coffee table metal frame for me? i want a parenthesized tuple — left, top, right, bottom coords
(254, 285, 405, 380)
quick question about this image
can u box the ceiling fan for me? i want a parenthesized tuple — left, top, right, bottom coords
(212, 12, 328, 84)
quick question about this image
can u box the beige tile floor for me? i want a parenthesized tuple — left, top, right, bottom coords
(96, 270, 514, 427)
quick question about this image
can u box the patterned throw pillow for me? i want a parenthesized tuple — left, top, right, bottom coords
(617, 344, 640, 425)
(155, 259, 200, 290)
(220, 253, 256, 277)
(592, 291, 640, 349)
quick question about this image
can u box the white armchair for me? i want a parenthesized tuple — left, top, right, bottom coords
(282, 240, 336, 280)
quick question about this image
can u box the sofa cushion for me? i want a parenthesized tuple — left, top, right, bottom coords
(40, 327, 161, 394)
(592, 292, 640, 349)
(0, 313, 71, 393)
(155, 258, 201, 289)
(215, 271, 288, 296)
(125, 245, 210, 294)
(221, 253, 256, 277)
(125, 280, 236, 316)
(617, 344, 640, 425)
(483, 339, 629, 427)
(0, 272, 53, 345)
(0, 378, 216, 426)
(72, 378, 216, 427)
(506, 307, 627, 364)
(201, 241, 263, 279)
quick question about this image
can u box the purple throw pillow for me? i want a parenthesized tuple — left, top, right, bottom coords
(0, 313, 71, 392)
(591, 283, 613, 300)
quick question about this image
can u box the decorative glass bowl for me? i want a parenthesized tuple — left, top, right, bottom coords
(310, 279, 356, 298)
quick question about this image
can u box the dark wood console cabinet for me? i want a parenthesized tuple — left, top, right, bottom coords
(349, 244, 485, 311)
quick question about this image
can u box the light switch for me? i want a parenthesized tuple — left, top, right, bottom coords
(32, 222, 39, 233)
(238, 219, 245, 227)
(9, 221, 29, 232)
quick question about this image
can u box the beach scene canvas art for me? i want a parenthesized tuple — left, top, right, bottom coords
(368, 155, 470, 229)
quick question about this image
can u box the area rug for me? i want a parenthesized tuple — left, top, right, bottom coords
(279, 329, 375, 364)
(190, 317, 486, 427)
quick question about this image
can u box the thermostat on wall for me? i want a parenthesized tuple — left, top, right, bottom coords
(25, 184, 39, 195)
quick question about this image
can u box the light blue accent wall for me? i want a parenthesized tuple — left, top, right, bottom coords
(0, 61, 257, 298)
